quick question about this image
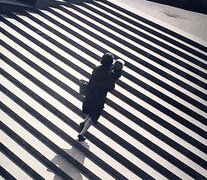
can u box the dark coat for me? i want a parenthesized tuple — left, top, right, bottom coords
(82, 65, 114, 123)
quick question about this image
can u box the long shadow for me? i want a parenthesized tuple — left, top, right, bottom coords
(147, 0, 207, 15)
(0, 91, 101, 180)
(48, 142, 89, 180)
(0, 98, 126, 179)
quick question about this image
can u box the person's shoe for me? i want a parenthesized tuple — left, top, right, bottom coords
(78, 134, 86, 141)
(79, 122, 85, 132)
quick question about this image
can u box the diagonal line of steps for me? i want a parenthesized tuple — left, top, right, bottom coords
(0, 33, 206, 176)
(1, 37, 207, 176)
(0, 7, 205, 131)
(7, 10, 207, 129)
(0, 121, 73, 180)
(23, 8, 207, 122)
(1, 48, 206, 179)
(0, 17, 206, 170)
(0, 143, 44, 180)
(103, 0, 207, 54)
(1, 1, 207, 179)
(19, 8, 206, 135)
(0, 16, 205, 153)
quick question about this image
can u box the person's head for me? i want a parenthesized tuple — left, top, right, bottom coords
(100, 52, 114, 68)
(114, 59, 125, 70)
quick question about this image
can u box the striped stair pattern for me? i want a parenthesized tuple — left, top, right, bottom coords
(0, 0, 207, 179)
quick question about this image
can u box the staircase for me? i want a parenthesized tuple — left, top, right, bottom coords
(0, 1, 207, 179)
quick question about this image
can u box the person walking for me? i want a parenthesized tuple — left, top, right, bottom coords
(78, 52, 115, 141)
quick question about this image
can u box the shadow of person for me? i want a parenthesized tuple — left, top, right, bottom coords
(48, 141, 89, 180)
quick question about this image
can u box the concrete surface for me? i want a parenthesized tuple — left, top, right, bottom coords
(111, 0, 207, 42)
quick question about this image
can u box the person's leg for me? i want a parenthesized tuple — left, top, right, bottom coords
(78, 116, 93, 141)
(79, 114, 89, 131)
(80, 117, 93, 136)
